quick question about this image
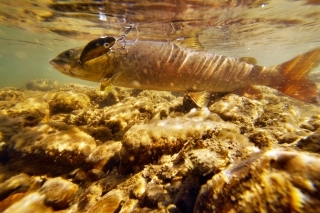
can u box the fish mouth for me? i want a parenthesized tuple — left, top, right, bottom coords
(49, 59, 74, 76)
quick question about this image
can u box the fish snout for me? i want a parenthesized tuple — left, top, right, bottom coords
(49, 59, 55, 66)
(49, 58, 72, 74)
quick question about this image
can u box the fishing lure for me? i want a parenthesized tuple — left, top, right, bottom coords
(77, 24, 137, 64)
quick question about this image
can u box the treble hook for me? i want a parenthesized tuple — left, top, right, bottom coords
(116, 23, 136, 42)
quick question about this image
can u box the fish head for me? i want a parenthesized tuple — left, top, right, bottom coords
(49, 47, 83, 77)
(50, 42, 116, 82)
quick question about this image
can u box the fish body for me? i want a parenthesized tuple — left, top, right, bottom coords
(50, 39, 320, 105)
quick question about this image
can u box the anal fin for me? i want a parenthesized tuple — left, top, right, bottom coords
(188, 91, 210, 107)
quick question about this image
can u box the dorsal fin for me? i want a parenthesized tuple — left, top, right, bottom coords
(238, 57, 258, 65)
(174, 37, 206, 51)
(188, 91, 210, 107)
(79, 37, 116, 64)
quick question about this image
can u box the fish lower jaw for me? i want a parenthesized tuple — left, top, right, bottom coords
(49, 60, 73, 74)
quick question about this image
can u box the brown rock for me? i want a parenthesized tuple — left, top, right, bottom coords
(87, 141, 122, 170)
(6, 98, 50, 126)
(9, 125, 96, 175)
(209, 94, 263, 132)
(0, 174, 31, 201)
(40, 177, 78, 209)
(121, 108, 238, 171)
(194, 149, 320, 213)
(3, 192, 53, 213)
(87, 189, 124, 213)
(48, 91, 90, 114)
(296, 132, 320, 153)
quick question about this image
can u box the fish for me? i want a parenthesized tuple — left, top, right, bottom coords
(49, 37, 320, 106)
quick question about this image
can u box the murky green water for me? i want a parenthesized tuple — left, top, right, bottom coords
(0, 0, 320, 88)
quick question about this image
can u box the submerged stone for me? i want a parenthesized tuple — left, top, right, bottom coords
(194, 149, 320, 213)
(40, 177, 78, 209)
(3, 192, 53, 213)
(8, 125, 96, 175)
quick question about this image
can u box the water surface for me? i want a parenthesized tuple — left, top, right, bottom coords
(0, 0, 320, 87)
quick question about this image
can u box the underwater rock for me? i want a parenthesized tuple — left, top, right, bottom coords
(86, 87, 132, 108)
(188, 148, 227, 175)
(3, 192, 53, 213)
(40, 177, 78, 209)
(249, 128, 278, 148)
(5, 98, 50, 126)
(194, 149, 320, 213)
(26, 79, 59, 91)
(57, 84, 132, 107)
(307, 115, 320, 130)
(209, 94, 263, 132)
(296, 131, 320, 153)
(77, 184, 103, 212)
(102, 96, 154, 130)
(87, 169, 105, 181)
(255, 101, 301, 131)
(0, 174, 32, 201)
(0, 193, 26, 212)
(58, 83, 96, 93)
(87, 141, 122, 170)
(8, 124, 96, 175)
(87, 189, 124, 213)
(0, 88, 25, 102)
(65, 96, 156, 139)
(0, 81, 320, 212)
(65, 109, 105, 126)
(48, 91, 90, 114)
(0, 114, 23, 142)
(121, 107, 250, 171)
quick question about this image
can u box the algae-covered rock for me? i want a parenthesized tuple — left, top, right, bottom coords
(0, 174, 32, 201)
(209, 94, 264, 131)
(40, 177, 78, 209)
(296, 131, 320, 153)
(87, 141, 122, 170)
(3, 192, 53, 213)
(5, 98, 50, 126)
(249, 128, 278, 148)
(48, 91, 91, 114)
(26, 79, 59, 91)
(0, 88, 25, 102)
(194, 149, 320, 213)
(0, 80, 320, 212)
(87, 189, 124, 213)
(8, 125, 96, 175)
(121, 107, 250, 170)
(0, 114, 23, 142)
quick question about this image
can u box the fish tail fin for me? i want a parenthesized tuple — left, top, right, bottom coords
(271, 47, 320, 103)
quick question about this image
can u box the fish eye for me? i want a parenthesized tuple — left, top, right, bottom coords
(65, 50, 73, 58)
(104, 43, 110, 48)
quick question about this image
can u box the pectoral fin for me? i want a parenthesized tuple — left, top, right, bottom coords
(100, 72, 122, 93)
(188, 91, 211, 107)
